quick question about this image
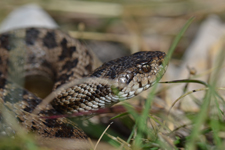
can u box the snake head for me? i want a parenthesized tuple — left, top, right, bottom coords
(54, 51, 167, 113)
(91, 51, 167, 98)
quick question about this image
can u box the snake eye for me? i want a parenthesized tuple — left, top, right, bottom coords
(141, 64, 151, 73)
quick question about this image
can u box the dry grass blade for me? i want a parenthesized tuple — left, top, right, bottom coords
(94, 122, 113, 150)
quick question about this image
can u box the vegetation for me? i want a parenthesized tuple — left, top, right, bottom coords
(0, 0, 225, 149)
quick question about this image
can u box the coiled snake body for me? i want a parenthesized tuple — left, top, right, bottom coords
(0, 28, 166, 139)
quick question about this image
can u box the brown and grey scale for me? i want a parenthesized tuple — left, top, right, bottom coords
(0, 27, 167, 139)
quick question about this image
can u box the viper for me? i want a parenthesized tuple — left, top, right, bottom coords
(0, 27, 167, 140)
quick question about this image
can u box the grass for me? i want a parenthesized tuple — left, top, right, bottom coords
(1, 0, 225, 150)
(131, 17, 194, 150)
(104, 17, 197, 150)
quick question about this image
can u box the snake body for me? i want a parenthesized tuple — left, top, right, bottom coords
(0, 28, 166, 139)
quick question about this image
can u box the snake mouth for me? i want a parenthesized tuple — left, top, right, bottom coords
(112, 63, 167, 100)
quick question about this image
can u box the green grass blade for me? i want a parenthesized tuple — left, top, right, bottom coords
(160, 79, 208, 86)
(133, 17, 195, 149)
(185, 44, 225, 149)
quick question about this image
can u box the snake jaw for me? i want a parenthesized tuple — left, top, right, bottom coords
(114, 64, 167, 100)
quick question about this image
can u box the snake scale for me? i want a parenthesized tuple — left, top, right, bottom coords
(0, 27, 166, 140)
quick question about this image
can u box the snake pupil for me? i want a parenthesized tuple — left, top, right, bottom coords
(142, 64, 151, 73)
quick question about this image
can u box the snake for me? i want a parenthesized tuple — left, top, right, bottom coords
(0, 27, 167, 141)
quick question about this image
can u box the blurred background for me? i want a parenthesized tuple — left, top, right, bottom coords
(1, 0, 225, 149)
(1, 0, 224, 62)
